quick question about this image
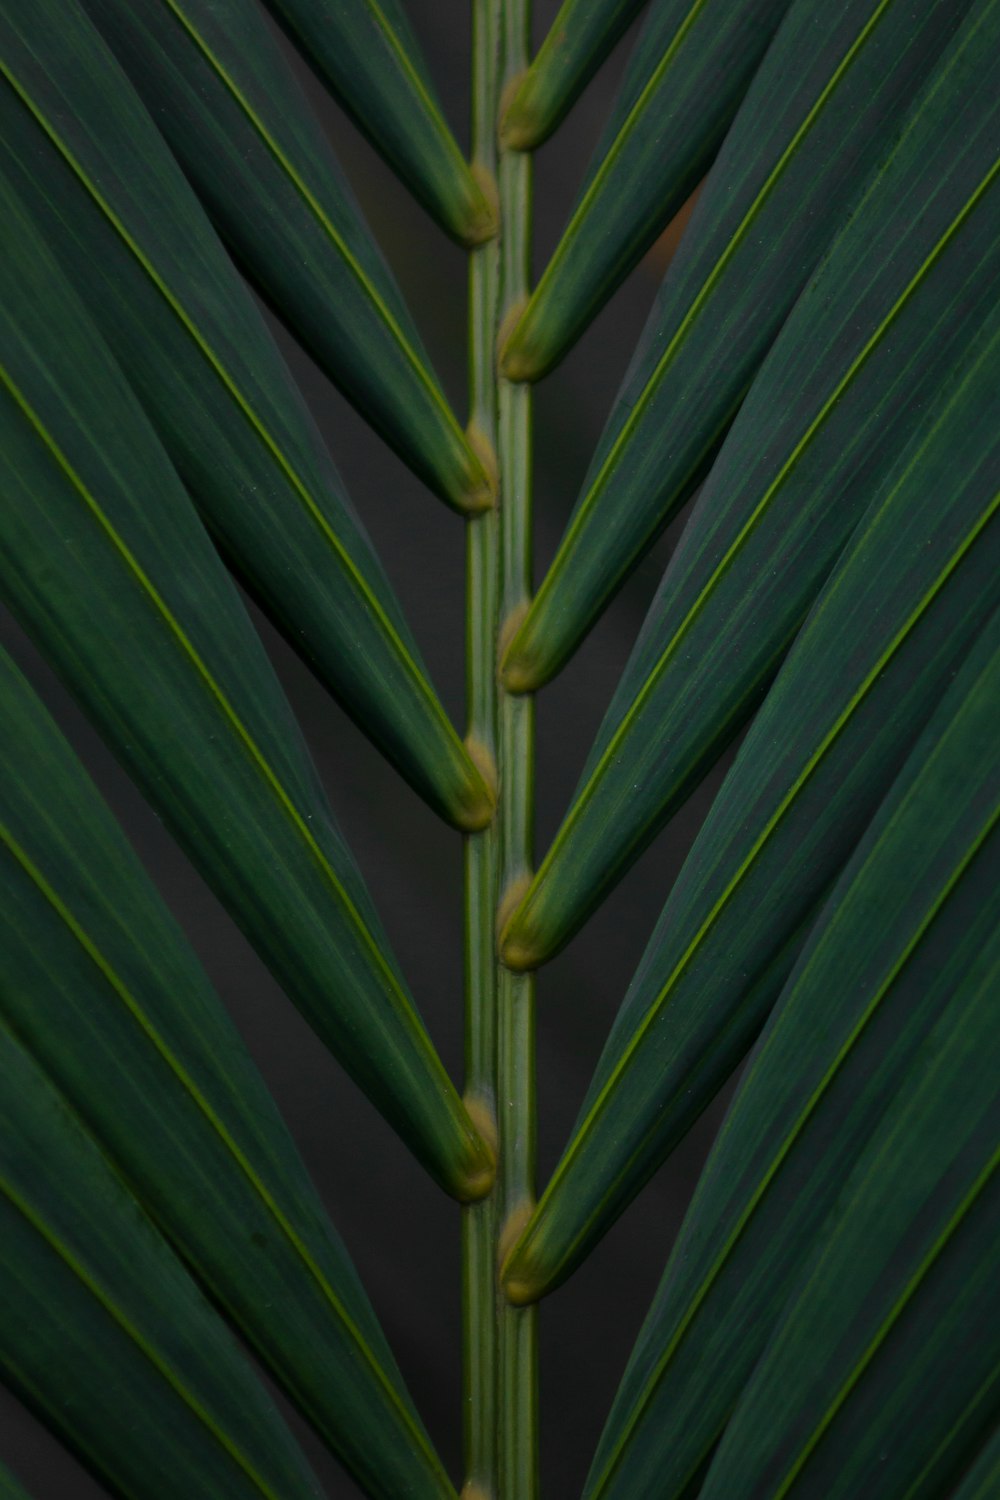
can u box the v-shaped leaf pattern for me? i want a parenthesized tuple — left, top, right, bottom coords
(0, 165, 493, 1205)
(0, 0, 495, 831)
(0, 648, 455, 1500)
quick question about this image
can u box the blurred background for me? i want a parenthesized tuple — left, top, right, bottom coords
(0, 4, 737, 1495)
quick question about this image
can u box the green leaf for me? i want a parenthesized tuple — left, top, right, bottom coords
(499, 3, 1000, 967)
(501, 278, 1000, 1303)
(0, 1025, 328, 1500)
(0, 167, 493, 1205)
(501, 0, 793, 374)
(81, 0, 496, 515)
(953, 1428, 1000, 1500)
(262, 0, 497, 246)
(499, 0, 650, 150)
(0, 648, 454, 1500)
(0, 0, 495, 833)
(689, 724, 1000, 1500)
(499, 0, 977, 689)
(577, 608, 1000, 1500)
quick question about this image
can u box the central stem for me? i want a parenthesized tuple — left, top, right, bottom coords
(463, 2, 536, 1496)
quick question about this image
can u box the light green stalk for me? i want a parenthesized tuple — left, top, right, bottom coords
(462, 0, 501, 1492)
(464, 1, 537, 1495)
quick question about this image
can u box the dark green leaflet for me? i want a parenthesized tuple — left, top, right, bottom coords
(500, 0, 976, 691)
(952, 1427, 1000, 1500)
(0, 649, 454, 1500)
(499, 2, 1000, 968)
(0, 1462, 31, 1500)
(81, 0, 494, 514)
(0, 171, 492, 1205)
(0, 1027, 326, 1500)
(502, 0, 793, 378)
(575, 608, 1000, 1500)
(500, 0, 650, 149)
(689, 702, 1000, 1500)
(501, 298, 1000, 1310)
(262, 0, 497, 245)
(0, 0, 494, 833)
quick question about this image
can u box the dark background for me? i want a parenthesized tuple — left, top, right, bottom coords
(0, 4, 736, 1494)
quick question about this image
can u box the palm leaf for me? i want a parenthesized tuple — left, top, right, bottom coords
(0, 1026, 327, 1500)
(81, 0, 495, 513)
(0, 647, 454, 1500)
(262, 0, 497, 245)
(692, 769, 1000, 1500)
(500, 0, 650, 150)
(500, 3, 1000, 965)
(579, 606, 1000, 1500)
(0, 0, 494, 832)
(501, 0, 793, 375)
(1, 3, 992, 1492)
(0, 169, 492, 1203)
(500, 0, 977, 689)
(502, 293, 1000, 1303)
